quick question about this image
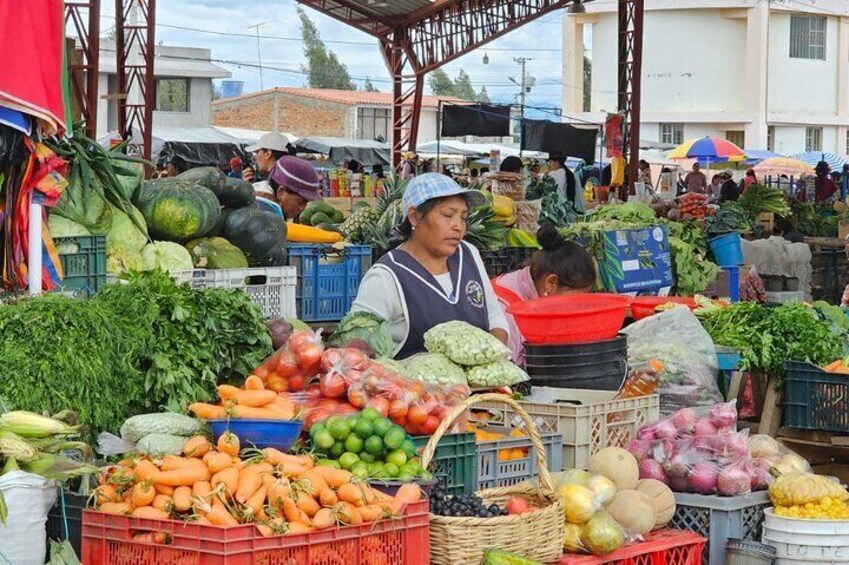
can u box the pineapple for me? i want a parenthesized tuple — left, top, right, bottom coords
(340, 205, 379, 243)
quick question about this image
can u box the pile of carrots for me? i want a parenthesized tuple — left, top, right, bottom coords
(188, 378, 297, 421)
(823, 358, 849, 374)
(93, 431, 422, 537)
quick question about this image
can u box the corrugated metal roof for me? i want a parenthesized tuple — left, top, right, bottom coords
(213, 87, 461, 109)
(350, 0, 434, 18)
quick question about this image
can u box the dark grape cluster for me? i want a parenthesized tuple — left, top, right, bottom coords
(429, 483, 507, 518)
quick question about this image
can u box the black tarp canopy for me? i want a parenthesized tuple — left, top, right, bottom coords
(295, 137, 390, 166)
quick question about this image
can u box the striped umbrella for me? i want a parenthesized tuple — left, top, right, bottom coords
(667, 136, 745, 165)
(752, 157, 814, 178)
(792, 151, 846, 171)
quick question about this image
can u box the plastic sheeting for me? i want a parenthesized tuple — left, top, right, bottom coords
(742, 237, 813, 299)
(295, 136, 390, 166)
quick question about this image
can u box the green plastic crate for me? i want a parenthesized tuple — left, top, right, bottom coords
(413, 432, 475, 495)
(55, 235, 107, 296)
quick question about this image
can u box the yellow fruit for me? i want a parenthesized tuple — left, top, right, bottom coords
(559, 484, 598, 524)
(769, 472, 849, 507)
(582, 513, 626, 556)
(586, 475, 617, 507)
(563, 523, 585, 553)
(492, 195, 515, 217)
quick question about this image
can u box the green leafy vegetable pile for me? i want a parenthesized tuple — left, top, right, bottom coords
(705, 202, 754, 236)
(737, 184, 790, 219)
(699, 302, 843, 384)
(0, 271, 272, 438)
(526, 176, 581, 227)
(789, 200, 838, 237)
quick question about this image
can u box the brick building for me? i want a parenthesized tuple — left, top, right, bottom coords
(212, 87, 457, 145)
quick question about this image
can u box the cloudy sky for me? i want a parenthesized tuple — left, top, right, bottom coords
(100, 0, 588, 118)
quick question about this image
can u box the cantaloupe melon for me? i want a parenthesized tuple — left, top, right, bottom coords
(589, 447, 639, 491)
(606, 490, 656, 536)
(637, 479, 676, 530)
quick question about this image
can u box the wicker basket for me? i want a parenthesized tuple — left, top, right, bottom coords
(423, 393, 565, 565)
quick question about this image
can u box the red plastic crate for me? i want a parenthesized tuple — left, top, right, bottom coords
(559, 530, 706, 565)
(82, 500, 429, 565)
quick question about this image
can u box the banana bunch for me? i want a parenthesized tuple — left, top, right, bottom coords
(769, 472, 849, 507)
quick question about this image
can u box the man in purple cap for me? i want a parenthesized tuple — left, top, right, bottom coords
(268, 156, 322, 221)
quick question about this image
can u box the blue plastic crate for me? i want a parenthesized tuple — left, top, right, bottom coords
(725, 266, 740, 302)
(475, 428, 563, 490)
(286, 244, 371, 322)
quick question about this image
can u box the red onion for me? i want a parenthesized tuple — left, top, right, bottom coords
(669, 475, 689, 492)
(718, 465, 752, 496)
(709, 401, 738, 429)
(639, 459, 669, 483)
(663, 452, 690, 479)
(637, 425, 658, 440)
(748, 458, 772, 490)
(712, 432, 748, 460)
(654, 418, 679, 440)
(672, 408, 698, 435)
(694, 418, 718, 437)
(689, 463, 719, 494)
(653, 439, 675, 462)
(626, 439, 654, 461)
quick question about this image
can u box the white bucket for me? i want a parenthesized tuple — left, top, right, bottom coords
(762, 508, 849, 564)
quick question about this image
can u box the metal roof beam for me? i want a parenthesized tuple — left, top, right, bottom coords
(297, 0, 390, 36)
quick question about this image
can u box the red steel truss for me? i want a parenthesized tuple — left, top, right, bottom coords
(114, 0, 157, 162)
(64, 0, 101, 138)
(618, 0, 644, 191)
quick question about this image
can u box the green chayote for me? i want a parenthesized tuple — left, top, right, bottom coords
(424, 321, 511, 366)
(404, 353, 468, 386)
(465, 360, 530, 388)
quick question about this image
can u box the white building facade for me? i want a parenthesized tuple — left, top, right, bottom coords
(562, 0, 849, 155)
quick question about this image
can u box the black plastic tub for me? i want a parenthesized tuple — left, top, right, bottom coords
(524, 335, 628, 391)
(46, 492, 86, 557)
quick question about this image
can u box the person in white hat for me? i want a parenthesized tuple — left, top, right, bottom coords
(243, 132, 292, 183)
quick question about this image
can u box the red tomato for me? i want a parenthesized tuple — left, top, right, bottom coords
(276, 351, 299, 378)
(320, 373, 347, 398)
(297, 343, 324, 372)
(333, 403, 359, 416)
(253, 366, 270, 380)
(343, 348, 370, 371)
(266, 375, 288, 393)
(420, 415, 440, 435)
(506, 496, 532, 515)
(366, 396, 390, 418)
(405, 421, 421, 435)
(287, 331, 314, 352)
(407, 404, 428, 426)
(388, 399, 408, 421)
(321, 348, 344, 372)
(288, 373, 306, 391)
(347, 386, 368, 408)
(304, 408, 330, 430)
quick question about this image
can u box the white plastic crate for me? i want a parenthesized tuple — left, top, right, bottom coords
(672, 491, 771, 565)
(171, 267, 297, 319)
(475, 428, 563, 490)
(469, 387, 659, 471)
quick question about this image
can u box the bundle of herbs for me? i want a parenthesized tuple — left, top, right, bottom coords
(526, 176, 581, 226)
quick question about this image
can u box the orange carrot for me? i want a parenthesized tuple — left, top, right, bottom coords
(154, 483, 175, 496)
(211, 466, 240, 497)
(244, 375, 265, 391)
(299, 469, 329, 496)
(193, 481, 213, 499)
(196, 516, 213, 526)
(99, 502, 132, 515)
(277, 462, 310, 478)
(263, 449, 313, 469)
(217, 384, 241, 400)
(132, 506, 170, 520)
(204, 451, 234, 474)
(313, 466, 352, 489)
(133, 460, 159, 483)
(189, 403, 228, 420)
(336, 501, 362, 525)
(295, 490, 320, 517)
(132, 481, 157, 507)
(235, 464, 271, 504)
(229, 405, 284, 420)
(233, 389, 278, 407)
(391, 483, 422, 514)
(172, 486, 193, 512)
(357, 504, 386, 523)
(244, 484, 268, 517)
(282, 496, 310, 525)
(94, 484, 120, 506)
(319, 488, 338, 507)
(256, 523, 274, 537)
(152, 466, 211, 487)
(267, 478, 292, 507)
(337, 482, 371, 507)
(269, 396, 295, 419)
(152, 494, 173, 513)
(286, 522, 313, 534)
(206, 504, 240, 527)
(217, 432, 240, 457)
(183, 436, 212, 458)
(312, 507, 336, 529)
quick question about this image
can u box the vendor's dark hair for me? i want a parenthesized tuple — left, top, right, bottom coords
(530, 223, 596, 290)
(500, 156, 523, 173)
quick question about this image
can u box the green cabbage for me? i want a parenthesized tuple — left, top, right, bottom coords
(141, 241, 194, 273)
(328, 311, 393, 358)
(107, 206, 149, 255)
(107, 249, 145, 275)
(49, 215, 91, 254)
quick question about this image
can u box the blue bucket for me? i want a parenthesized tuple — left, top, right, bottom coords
(209, 419, 303, 451)
(709, 233, 744, 266)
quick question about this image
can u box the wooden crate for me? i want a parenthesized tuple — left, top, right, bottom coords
(758, 212, 774, 233)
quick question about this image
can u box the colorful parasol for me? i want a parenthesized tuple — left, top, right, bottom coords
(667, 136, 745, 163)
(752, 157, 815, 178)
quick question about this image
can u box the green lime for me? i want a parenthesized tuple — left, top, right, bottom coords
(400, 463, 420, 477)
(364, 435, 384, 455)
(325, 415, 341, 429)
(351, 461, 370, 479)
(313, 430, 335, 451)
(344, 434, 364, 454)
(373, 417, 393, 437)
(317, 459, 341, 469)
(401, 439, 417, 458)
(309, 423, 325, 439)
(384, 427, 406, 450)
(367, 461, 384, 474)
(420, 470, 433, 481)
(383, 463, 400, 478)
(330, 441, 346, 458)
(339, 452, 360, 470)
(354, 419, 374, 439)
(386, 449, 408, 467)
(360, 407, 381, 421)
(372, 470, 388, 479)
(329, 419, 351, 441)
(359, 452, 376, 463)
(397, 472, 416, 481)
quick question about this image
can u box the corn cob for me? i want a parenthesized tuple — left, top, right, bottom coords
(0, 430, 38, 463)
(0, 411, 81, 438)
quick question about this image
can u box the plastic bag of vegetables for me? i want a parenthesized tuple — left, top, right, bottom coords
(405, 353, 467, 386)
(466, 359, 529, 388)
(424, 321, 511, 366)
(327, 311, 393, 358)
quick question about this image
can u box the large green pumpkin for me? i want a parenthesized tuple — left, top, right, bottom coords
(185, 237, 249, 269)
(223, 208, 287, 267)
(135, 180, 221, 243)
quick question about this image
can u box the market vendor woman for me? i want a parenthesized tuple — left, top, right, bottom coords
(492, 224, 596, 365)
(351, 173, 509, 359)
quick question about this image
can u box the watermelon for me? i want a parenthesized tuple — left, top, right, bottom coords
(134, 180, 221, 243)
(185, 237, 249, 269)
(176, 166, 226, 191)
(222, 208, 288, 267)
(177, 167, 254, 209)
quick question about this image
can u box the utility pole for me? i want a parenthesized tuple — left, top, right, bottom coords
(248, 22, 266, 91)
(514, 57, 533, 117)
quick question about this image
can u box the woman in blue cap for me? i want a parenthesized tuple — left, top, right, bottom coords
(351, 173, 509, 360)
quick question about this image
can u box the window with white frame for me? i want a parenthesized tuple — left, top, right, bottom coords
(790, 15, 826, 60)
(660, 123, 683, 145)
(805, 126, 823, 152)
(356, 107, 391, 142)
(725, 130, 745, 150)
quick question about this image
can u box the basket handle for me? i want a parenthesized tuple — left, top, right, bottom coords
(420, 392, 556, 496)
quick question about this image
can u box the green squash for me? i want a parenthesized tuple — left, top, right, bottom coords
(222, 208, 288, 267)
(176, 166, 226, 191)
(134, 180, 221, 243)
(177, 167, 255, 209)
(185, 237, 249, 269)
